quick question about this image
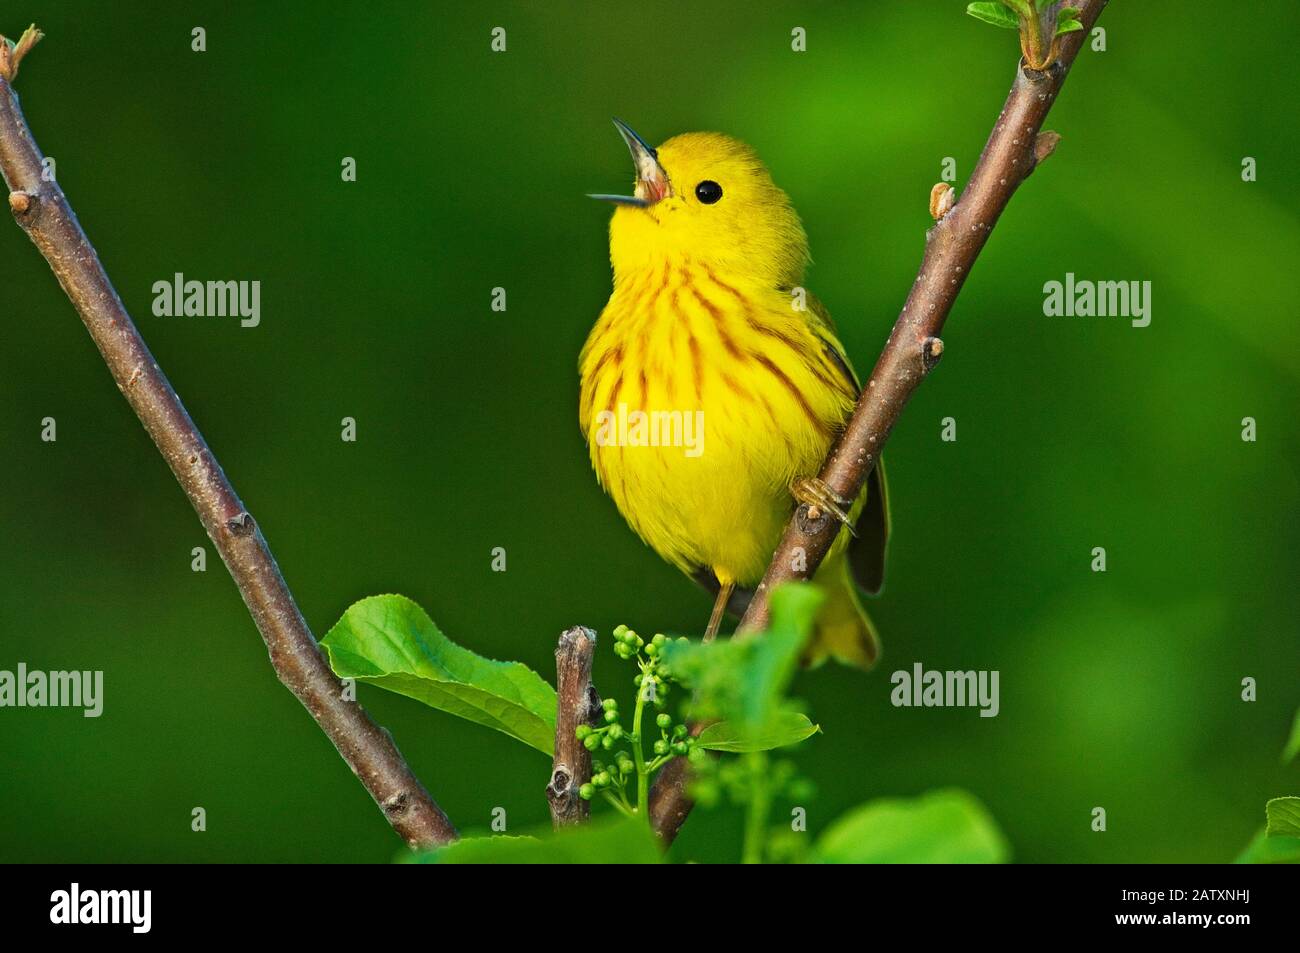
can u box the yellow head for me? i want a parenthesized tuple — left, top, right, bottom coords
(592, 120, 809, 288)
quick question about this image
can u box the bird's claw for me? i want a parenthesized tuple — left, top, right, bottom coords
(790, 477, 856, 536)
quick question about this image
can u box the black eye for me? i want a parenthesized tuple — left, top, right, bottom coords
(695, 180, 723, 204)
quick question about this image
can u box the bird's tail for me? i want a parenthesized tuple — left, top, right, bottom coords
(804, 550, 881, 670)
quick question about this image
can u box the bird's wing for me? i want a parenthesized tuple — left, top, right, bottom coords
(850, 457, 891, 596)
(806, 292, 890, 597)
(805, 291, 860, 401)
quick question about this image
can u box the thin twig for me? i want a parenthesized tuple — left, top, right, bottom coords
(649, 0, 1109, 844)
(546, 626, 601, 826)
(0, 31, 456, 850)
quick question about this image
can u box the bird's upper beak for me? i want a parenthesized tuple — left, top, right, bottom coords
(588, 118, 671, 208)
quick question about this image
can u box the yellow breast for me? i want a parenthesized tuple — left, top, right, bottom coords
(579, 256, 856, 585)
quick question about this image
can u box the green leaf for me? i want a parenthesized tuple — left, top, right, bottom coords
(813, 789, 1010, 864)
(1283, 708, 1300, 764)
(696, 711, 821, 752)
(1233, 798, 1300, 863)
(321, 594, 557, 755)
(661, 583, 822, 732)
(1265, 797, 1300, 837)
(1235, 828, 1300, 864)
(409, 816, 661, 864)
(1055, 17, 1084, 36)
(966, 2, 1020, 29)
(737, 583, 821, 726)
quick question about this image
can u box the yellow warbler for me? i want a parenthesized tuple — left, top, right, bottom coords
(580, 120, 888, 666)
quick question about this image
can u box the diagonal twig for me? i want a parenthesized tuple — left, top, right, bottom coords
(0, 29, 456, 850)
(650, 0, 1109, 844)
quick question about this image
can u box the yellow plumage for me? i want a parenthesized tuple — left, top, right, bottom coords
(580, 128, 887, 667)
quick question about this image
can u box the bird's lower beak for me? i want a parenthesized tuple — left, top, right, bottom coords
(588, 118, 671, 208)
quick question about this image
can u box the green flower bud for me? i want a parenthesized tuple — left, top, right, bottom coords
(656, 713, 672, 729)
(653, 739, 670, 756)
(644, 642, 659, 657)
(602, 697, 618, 712)
(604, 709, 619, 724)
(601, 734, 615, 750)
(583, 735, 599, 751)
(579, 783, 595, 800)
(593, 771, 611, 788)
(575, 725, 592, 740)
(607, 723, 623, 740)
(612, 624, 629, 638)
(671, 741, 688, 756)
(673, 724, 688, 739)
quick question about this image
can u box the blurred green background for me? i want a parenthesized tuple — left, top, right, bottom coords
(1, 0, 1296, 863)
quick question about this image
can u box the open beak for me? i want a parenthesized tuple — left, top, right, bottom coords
(588, 118, 671, 207)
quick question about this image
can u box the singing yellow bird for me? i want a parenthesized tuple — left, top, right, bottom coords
(579, 120, 888, 667)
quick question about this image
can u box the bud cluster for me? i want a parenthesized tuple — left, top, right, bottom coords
(574, 625, 696, 812)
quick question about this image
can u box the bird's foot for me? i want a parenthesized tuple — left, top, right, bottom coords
(790, 476, 856, 535)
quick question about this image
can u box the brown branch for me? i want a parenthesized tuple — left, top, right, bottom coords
(648, 726, 700, 839)
(546, 626, 601, 826)
(649, 0, 1109, 845)
(0, 30, 456, 850)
